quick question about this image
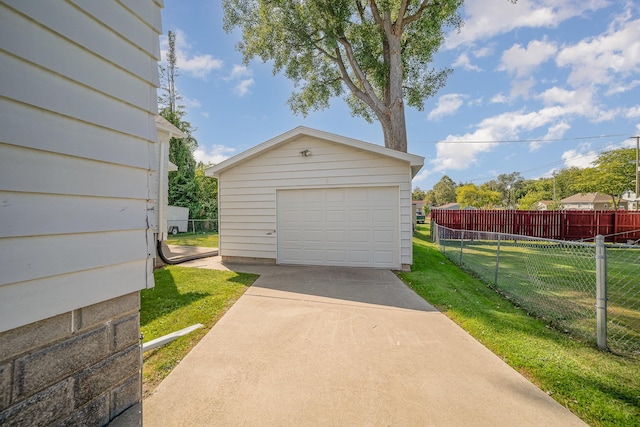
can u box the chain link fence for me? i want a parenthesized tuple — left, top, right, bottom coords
(167, 219, 218, 235)
(432, 223, 640, 357)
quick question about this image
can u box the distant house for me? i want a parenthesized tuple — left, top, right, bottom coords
(536, 200, 554, 211)
(433, 202, 460, 210)
(561, 193, 628, 210)
(1, 1, 164, 425)
(413, 199, 427, 211)
(621, 191, 639, 211)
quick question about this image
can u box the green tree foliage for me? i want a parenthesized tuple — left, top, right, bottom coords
(412, 186, 426, 200)
(223, 0, 463, 152)
(571, 148, 635, 208)
(432, 175, 457, 206)
(456, 184, 501, 209)
(159, 31, 217, 219)
(194, 163, 218, 219)
(516, 191, 546, 210)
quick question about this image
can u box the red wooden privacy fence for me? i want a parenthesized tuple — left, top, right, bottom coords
(430, 209, 640, 243)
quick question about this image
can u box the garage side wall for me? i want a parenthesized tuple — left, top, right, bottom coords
(218, 135, 413, 267)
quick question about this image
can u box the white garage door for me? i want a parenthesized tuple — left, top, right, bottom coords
(277, 187, 399, 268)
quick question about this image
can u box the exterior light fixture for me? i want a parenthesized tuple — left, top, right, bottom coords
(300, 149, 312, 157)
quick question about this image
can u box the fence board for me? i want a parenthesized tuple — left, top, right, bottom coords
(431, 210, 640, 242)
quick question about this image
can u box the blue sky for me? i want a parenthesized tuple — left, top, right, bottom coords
(160, 0, 640, 191)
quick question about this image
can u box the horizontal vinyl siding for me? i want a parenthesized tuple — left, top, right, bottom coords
(0, 5, 156, 112)
(0, 100, 152, 169)
(219, 136, 412, 263)
(0, 0, 162, 332)
(0, 192, 149, 237)
(0, 260, 148, 332)
(3, 0, 160, 86)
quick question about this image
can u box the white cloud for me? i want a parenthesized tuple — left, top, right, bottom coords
(225, 65, 255, 97)
(490, 93, 508, 104)
(499, 39, 557, 77)
(530, 121, 571, 151)
(561, 144, 598, 168)
(201, 112, 210, 119)
(445, 0, 608, 49)
(161, 29, 223, 79)
(193, 145, 235, 166)
(228, 65, 253, 80)
(626, 106, 640, 118)
(430, 105, 586, 171)
(427, 94, 465, 121)
(452, 53, 482, 71)
(183, 96, 201, 109)
(556, 15, 640, 90)
(233, 79, 255, 97)
(509, 78, 536, 100)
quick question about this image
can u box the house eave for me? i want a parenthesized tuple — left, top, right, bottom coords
(206, 126, 424, 178)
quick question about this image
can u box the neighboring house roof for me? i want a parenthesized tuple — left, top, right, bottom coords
(155, 115, 186, 139)
(206, 126, 425, 178)
(561, 192, 612, 204)
(538, 200, 553, 206)
(433, 202, 460, 210)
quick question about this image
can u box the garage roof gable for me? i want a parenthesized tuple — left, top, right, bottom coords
(206, 126, 424, 178)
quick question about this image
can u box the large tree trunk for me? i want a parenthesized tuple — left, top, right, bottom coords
(379, 101, 407, 153)
(381, 32, 407, 153)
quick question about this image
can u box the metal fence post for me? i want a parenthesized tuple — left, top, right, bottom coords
(494, 234, 501, 287)
(459, 231, 465, 265)
(595, 235, 607, 350)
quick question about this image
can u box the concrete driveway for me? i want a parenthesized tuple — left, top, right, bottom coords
(143, 263, 586, 426)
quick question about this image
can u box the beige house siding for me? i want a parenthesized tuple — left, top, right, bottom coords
(0, 0, 162, 328)
(215, 133, 418, 267)
(0, 1, 164, 423)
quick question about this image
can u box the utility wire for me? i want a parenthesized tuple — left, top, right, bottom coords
(464, 137, 632, 183)
(415, 133, 631, 144)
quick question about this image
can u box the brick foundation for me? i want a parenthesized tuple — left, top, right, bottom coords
(0, 293, 141, 426)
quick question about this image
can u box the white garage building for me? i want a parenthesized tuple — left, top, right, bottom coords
(206, 127, 424, 270)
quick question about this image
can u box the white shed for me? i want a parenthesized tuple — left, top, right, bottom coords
(206, 127, 424, 270)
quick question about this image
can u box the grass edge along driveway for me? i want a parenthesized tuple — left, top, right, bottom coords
(398, 226, 639, 427)
(141, 266, 258, 398)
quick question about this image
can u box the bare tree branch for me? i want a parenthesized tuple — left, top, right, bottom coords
(334, 46, 386, 117)
(337, 37, 387, 113)
(368, 0, 385, 29)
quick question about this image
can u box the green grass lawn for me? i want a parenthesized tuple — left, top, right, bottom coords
(165, 231, 219, 247)
(141, 266, 257, 397)
(437, 233, 640, 355)
(399, 225, 640, 426)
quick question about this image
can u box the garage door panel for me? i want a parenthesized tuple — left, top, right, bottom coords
(303, 248, 324, 262)
(374, 251, 394, 263)
(280, 229, 301, 242)
(326, 210, 345, 222)
(374, 230, 394, 243)
(326, 230, 345, 242)
(374, 210, 395, 223)
(349, 230, 369, 242)
(277, 187, 399, 268)
(280, 209, 302, 223)
(303, 191, 324, 203)
(349, 209, 370, 222)
(326, 249, 346, 262)
(325, 188, 346, 202)
(303, 210, 323, 222)
(348, 250, 370, 263)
